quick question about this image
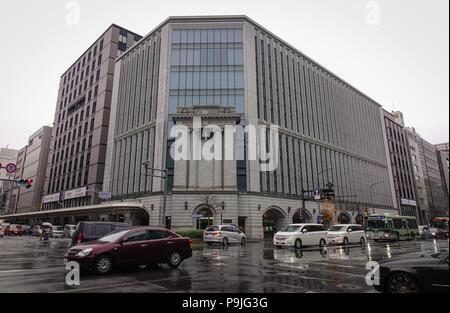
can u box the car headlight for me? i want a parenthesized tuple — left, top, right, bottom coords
(76, 248, 93, 257)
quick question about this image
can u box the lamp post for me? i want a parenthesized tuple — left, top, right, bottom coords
(368, 181, 384, 214)
(142, 161, 169, 228)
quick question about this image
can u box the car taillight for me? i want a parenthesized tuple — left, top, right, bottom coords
(214, 232, 221, 236)
(203, 232, 207, 236)
(188, 239, 192, 247)
(77, 233, 83, 243)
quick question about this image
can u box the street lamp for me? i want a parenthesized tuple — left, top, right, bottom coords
(142, 161, 169, 228)
(368, 181, 384, 214)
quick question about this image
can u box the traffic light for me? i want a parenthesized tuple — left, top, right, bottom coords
(16, 179, 33, 188)
(321, 183, 335, 201)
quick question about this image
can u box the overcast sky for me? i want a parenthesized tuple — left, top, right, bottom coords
(0, 0, 448, 150)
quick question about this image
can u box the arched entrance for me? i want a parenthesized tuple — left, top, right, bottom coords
(263, 207, 286, 239)
(292, 209, 312, 224)
(337, 212, 351, 224)
(194, 206, 215, 230)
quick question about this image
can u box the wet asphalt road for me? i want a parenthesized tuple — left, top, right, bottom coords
(0, 236, 448, 293)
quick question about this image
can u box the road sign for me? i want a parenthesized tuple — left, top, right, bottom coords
(317, 215, 323, 223)
(6, 163, 17, 173)
(98, 192, 112, 199)
(314, 188, 321, 200)
(193, 215, 203, 220)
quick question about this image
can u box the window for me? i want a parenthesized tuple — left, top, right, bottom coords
(148, 230, 171, 240)
(392, 219, 403, 229)
(94, 224, 112, 236)
(125, 230, 147, 242)
(408, 219, 418, 229)
(119, 34, 127, 44)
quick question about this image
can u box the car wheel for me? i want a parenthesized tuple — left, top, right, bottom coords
(386, 272, 420, 293)
(240, 237, 246, 245)
(410, 233, 415, 241)
(94, 255, 114, 275)
(343, 237, 349, 245)
(294, 239, 302, 249)
(319, 239, 326, 247)
(222, 237, 229, 246)
(167, 251, 182, 268)
(206, 242, 213, 245)
(360, 237, 366, 244)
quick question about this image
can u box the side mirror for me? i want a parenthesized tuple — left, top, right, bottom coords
(348, 229, 353, 232)
(302, 229, 308, 233)
(119, 237, 128, 245)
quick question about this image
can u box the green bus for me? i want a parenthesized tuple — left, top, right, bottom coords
(364, 213, 419, 241)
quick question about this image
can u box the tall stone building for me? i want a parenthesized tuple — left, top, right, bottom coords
(103, 16, 398, 239)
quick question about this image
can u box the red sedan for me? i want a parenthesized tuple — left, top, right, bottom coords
(5, 225, 23, 236)
(64, 226, 193, 275)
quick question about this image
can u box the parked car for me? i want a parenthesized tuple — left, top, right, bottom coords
(64, 224, 77, 238)
(70, 221, 131, 247)
(273, 224, 328, 249)
(51, 226, 64, 238)
(65, 226, 193, 275)
(203, 225, 247, 246)
(4, 224, 23, 236)
(21, 225, 31, 236)
(31, 226, 43, 237)
(418, 226, 431, 239)
(374, 250, 449, 293)
(327, 224, 366, 245)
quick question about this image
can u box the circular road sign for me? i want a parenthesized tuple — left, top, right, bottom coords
(6, 163, 17, 173)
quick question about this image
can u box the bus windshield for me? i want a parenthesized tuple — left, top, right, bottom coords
(366, 219, 387, 230)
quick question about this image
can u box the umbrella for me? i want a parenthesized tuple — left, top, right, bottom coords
(42, 222, 53, 228)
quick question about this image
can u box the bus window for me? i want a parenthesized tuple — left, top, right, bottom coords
(402, 220, 408, 229)
(408, 219, 418, 229)
(392, 219, 403, 229)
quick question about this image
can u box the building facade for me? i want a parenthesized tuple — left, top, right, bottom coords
(0, 148, 18, 215)
(103, 16, 397, 239)
(41, 25, 142, 211)
(7, 146, 27, 214)
(436, 143, 449, 200)
(8, 126, 53, 214)
(415, 135, 448, 218)
(381, 110, 417, 218)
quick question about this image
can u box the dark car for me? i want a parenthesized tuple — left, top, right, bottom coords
(65, 226, 193, 275)
(70, 221, 131, 246)
(374, 250, 449, 293)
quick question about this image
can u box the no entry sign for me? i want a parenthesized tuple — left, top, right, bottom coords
(6, 163, 17, 173)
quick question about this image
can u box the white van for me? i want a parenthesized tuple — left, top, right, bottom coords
(327, 224, 366, 245)
(274, 224, 328, 249)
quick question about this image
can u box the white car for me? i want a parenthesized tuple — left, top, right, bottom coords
(327, 224, 366, 245)
(273, 224, 328, 249)
(51, 226, 64, 238)
(203, 225, 247, 245)
(63, 224, 77, 238)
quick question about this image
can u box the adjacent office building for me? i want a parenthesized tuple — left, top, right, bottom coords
(436, 143, 449, 199)
(103, 16, 397, 239)
(381, 110, 417, 218)
(0, 148, 18, 214)
(41, 25, 142, 211)
(8, 146, 27, 214)
(8, 126, 53, 214)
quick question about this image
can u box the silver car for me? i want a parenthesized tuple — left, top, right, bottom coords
(63, 224, 77, 238)
(203, 225, 247, 246)
(418, 225, 431, 239)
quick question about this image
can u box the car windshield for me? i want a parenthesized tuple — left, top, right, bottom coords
(206, 226, 219, 232)
(53, 226, 62, 230)
(329, 226, 346, 232)
(366, 220, 387, 230)
(282, 226, 301, 232)
(98, 230, 130, 243)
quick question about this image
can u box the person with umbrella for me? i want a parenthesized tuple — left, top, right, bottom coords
(40, 222, 52, 241)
